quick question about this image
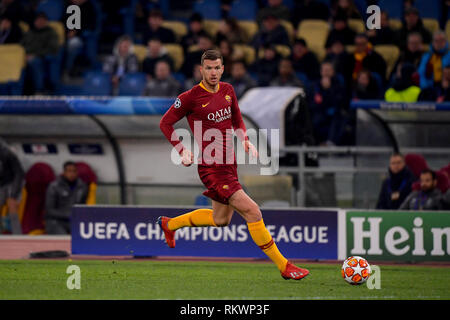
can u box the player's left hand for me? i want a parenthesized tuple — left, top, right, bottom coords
(242, 140, 258, 158)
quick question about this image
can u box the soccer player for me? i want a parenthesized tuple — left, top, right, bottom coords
(158, 49, 309, 280)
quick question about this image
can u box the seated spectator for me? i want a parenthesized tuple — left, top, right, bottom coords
(291, 38, 320, 81)
(63, 0, 99, 78)
(142, 9, 176, 44)
(270, 58, 304, 87)
(352, 69, 380, 100)
(291, 0, 330, 27)
(397, 7, 431, 50)
(181, 33, 215, 78)
(224, 60, 256, 99)
(218, 39, 244, 79)
(419, 63, 450, 102)
(144, 60, 181, 97)
(251, 13, 290, 49)
(142, 37, 174, 78)
(325, 11, 357, 49)
(45, 161, 88, 234)
(0, 14, 22, 44)
(350, 33, 387, 81)
(366, 11, 397, 45)
(103, 35, 139, 94)
(256, 0, 290, 26)
(0, 139, 24, 234)
(250, 43, 281, 86)
(331, 0, 362, 20)
(216, 17, 247, 45)
(399, 169, 442, 210)
(417, 30, 450, 90)
(391, 32, 424, 80)
(184, 63, 202, 90)
(376, 153, 415, 210)
(324, 38, 353, 87)
(181, 12, 207, 52)
(309, 61, 346, 146)
(21, 12, 60, 94)
(385, 63, 421, 102)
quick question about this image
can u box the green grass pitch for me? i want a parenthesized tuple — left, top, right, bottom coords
(0, 259, 449, 300)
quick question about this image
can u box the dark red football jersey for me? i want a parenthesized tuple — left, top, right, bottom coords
(160, 81, 248, 166)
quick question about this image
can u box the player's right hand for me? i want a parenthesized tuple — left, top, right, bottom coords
(181, 149, 194, 167)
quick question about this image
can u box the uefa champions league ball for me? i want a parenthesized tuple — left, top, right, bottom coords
(341, 256, 371, 285)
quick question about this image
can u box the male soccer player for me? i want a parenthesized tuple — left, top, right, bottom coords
(158, 49, 309, 280)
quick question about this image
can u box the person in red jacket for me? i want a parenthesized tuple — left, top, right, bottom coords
(158, 49, 309, 280)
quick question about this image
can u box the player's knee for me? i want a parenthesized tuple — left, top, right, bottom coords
(214, 216, 230, 227)
(242, 203, 262, 221)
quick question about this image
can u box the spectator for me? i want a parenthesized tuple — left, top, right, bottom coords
(103, 35, 139, 94)
(144, 60, 181, 97)
(324, 38, 353, 86)
(142, 9, 176, 44)
(184, 63, 202, 90)
(352, 69, 381, 100)
(216, 17, 247, 45)
(45, 161, 88, 234)
(181, 33, 215, 78)
(63, 0, 99, 78)
(251, 13, 290, 49)
(399, 169, 442, 210)
(418, 63, 450, 102)
(224, 60, 256, 99)
(385, 63, 421, 102)
(0, 14, 22, 44)
(21, 12, 60, 94)
(417, 30, 450, 90)
(250, 43, 281, 86)
(290, 38, 320, 81)
(391, 32, 424, 80)
(270, 58, 304, 87)
(256, 0, 290, 26)
(310, 61, 346, 146)
(325, 12, 357, 49)
(366, 11, 397, 45)
(0, 139, 24, 234)
(376, 153, 415, 210)
(0, 0, 24, 24)
(142, 37, 174, 78)
(397, 7, 431, 50)
(218, 39, 244, 78)
(291, 0, 330, 27)
(349, 33, 387, 82)
(181, 12, 207, 52)
(331, 0, 362, 20)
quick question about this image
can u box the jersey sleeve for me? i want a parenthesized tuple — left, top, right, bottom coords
(230, 86, 249, 141)
(159, 91, 193, 155)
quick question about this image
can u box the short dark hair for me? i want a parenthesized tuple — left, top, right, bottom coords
(63, 161, 77, 170)
(201, 49, 223, 65)
(420, 168, 436, 180)
(390, 152, 404, 159)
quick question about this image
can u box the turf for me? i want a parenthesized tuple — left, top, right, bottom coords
(0, 259, 449, 300)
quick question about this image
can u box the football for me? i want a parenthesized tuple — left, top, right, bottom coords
(341, 256, 371, 285)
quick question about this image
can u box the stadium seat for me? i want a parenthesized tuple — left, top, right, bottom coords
(18, 21, 29, 33)
(36, 0, 64, 21)
(374, 45, 400, 79)
(75, 162, 97, 205)
(297, 20, 329, 62)
(422, 18, 440, 35)
(164, 44, 184, 72)
(229, 0, 258, 21)
(348, 19, 365, 34)
(389, 19, 402, 31)
(405, 153, 429, 179)
(20, 162, 55, 235)
(234, 44, 256, 65)
(133, 44, 148, 63)
(203, 20, 220, 38)
(193, 0, 222, 20)
(280, 20, 294, 44)
(0, 44, 26, 95)
(446, 21, 450, 42)
(172, 72, 185, 85)
(378, 0, 403, 19)
(118, 72, 147, 96)
(82, 71, 112, 96)
(162, 21, 188, 42)
(237, 20, 259, 43)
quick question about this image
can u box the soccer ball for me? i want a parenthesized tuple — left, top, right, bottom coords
(341, 256, 371, 285)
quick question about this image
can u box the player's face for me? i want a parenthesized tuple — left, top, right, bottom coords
(201, 59, 224, 88)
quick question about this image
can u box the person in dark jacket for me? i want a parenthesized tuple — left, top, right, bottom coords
(251, 13, 290, 49)
(366, 11, 397, 46)
(0, 139, 24, 234)
(325, 12, 357, 48)
(352, 69, 381, 100)
(223, 60, 256, 99)
(349, 33, 387, 81)
(291, 38, 320, 81)
(397, 7, 432, 50)
(250, 43, 281, 86)
(142, 9, 175, 44)
(376, 153, 415, 210)
(399, 169, 442, 210)
(45, 161, 88, 234)
(0, 14, 22, 44)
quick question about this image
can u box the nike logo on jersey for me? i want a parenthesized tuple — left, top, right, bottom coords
(202, 102, 210, 108)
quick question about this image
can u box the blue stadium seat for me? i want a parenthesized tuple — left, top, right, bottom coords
(193, 0, 222, 20)
(118, 72, 147, 96)
(36, 0, 64, 21)
(172, 72, 186, 86)
(229, 0, 258, 21)
(414, 0, 440, 19)
(82, 71, 112, 96)
(378, 0, 403, 19)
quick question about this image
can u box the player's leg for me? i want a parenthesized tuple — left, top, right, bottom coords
(228, 189, 309, 280)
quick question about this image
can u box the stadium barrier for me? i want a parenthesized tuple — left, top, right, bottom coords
(70, 205, 450, 262)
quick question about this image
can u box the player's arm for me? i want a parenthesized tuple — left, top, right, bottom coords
(230, 88, 258, 158)
(159, 93, 194, 166)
